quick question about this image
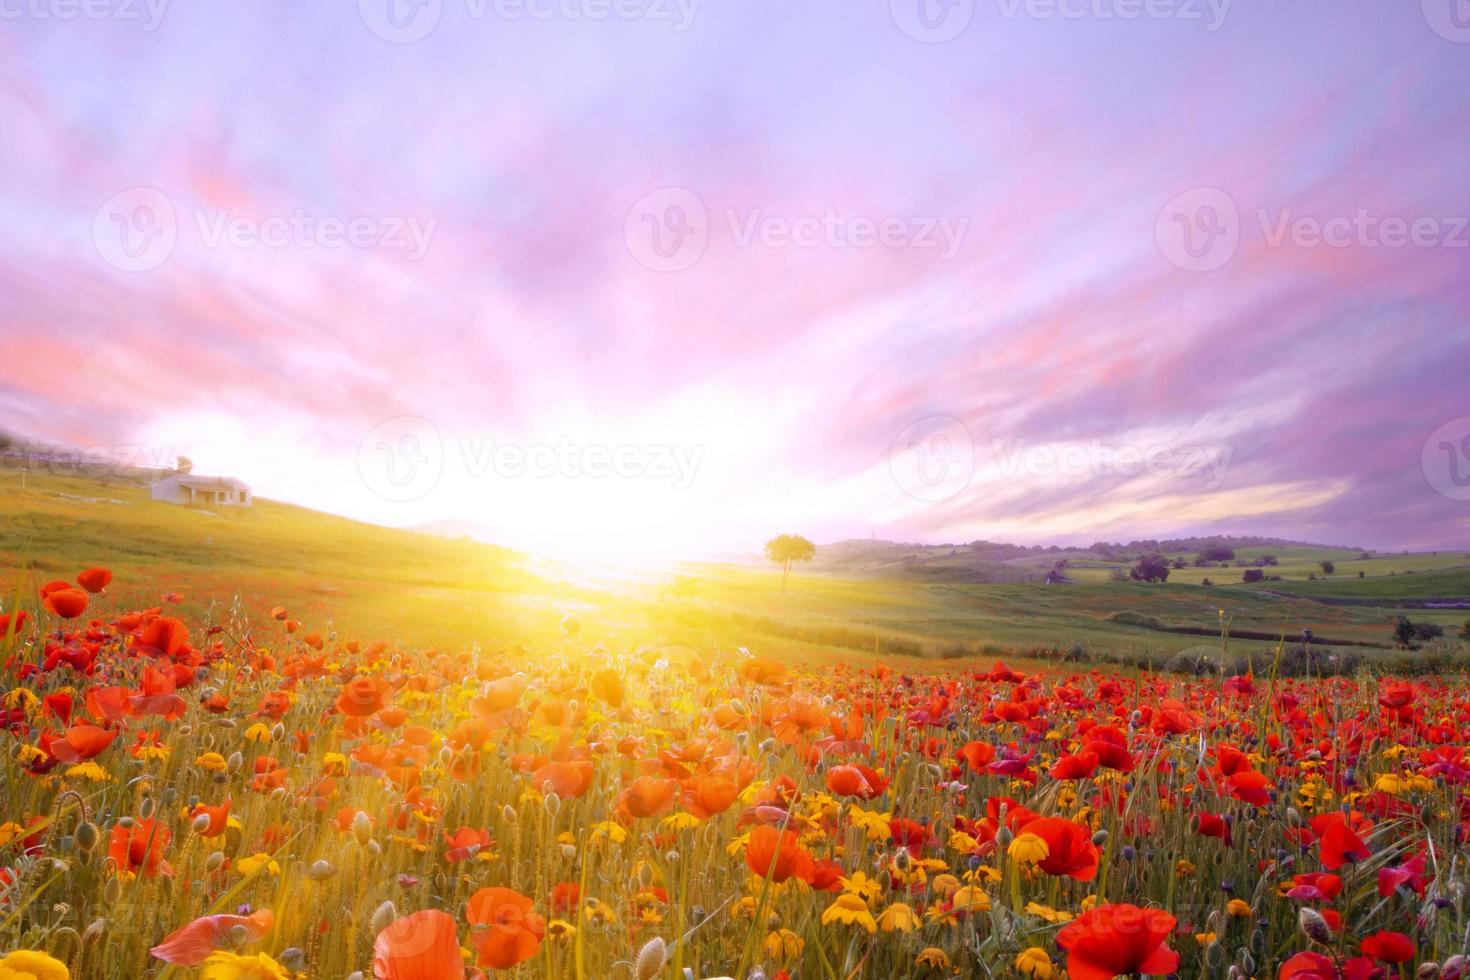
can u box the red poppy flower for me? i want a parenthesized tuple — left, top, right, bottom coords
(76, 567, 112, 594)
(373, 909, 464, 980)
(825, 764, 887, 800)
(1050, 751, 1100, 780)
(684, 774, 740, 818)
(43, 588, 88, 619)
(530, 760, 595, 799)
(745, 825, 813, 883)
(466, 886, 545, 970)
(108, 818, 173, 877)
(1021, 816, 1100, 881)
(1360, 930, 1415, 964)
(1057, 904, 1179, 980)
(336, 676, 391, 717)
(618, 776, 678, 820)
(149, 909, 273, 966)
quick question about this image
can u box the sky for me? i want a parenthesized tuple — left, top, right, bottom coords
(2, 0, 1469, 560)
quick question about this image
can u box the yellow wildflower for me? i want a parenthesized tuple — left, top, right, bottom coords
(1226, 899, 1253, 918)
(876, 902, 919, 933)
(915, 947, 952, 971)
(821, 893, 877, 932)
(847, 805, 892, 841)
(764, 928, 804, 958)
(200, 951, 291, 980)
(64, 762, 110, 782)
(839, 870, 881, 904)
(0, 950, 69, 980)
(1015, 946, 1056, 979)
(195, 752, 228, 773)
(236, 853, 281, 877)
(1008, 831, 1049, 865)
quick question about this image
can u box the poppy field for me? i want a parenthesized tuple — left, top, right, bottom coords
(2, 564, 1469, 980)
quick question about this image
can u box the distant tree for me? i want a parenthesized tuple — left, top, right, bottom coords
(1172, 558, 1187, 570)
(1198, 544, 1236, 562)
(1319, 560, 1335, 575)
(764, 534, 816, 595)
(1415, 622, 1444, 641)
(1130, 553, 1170, 583)
(1259, 555, 1278, 566)
(1460, 619, 1470, 641)
(1394, 616, 1417, 648)
(175, 455, 195, 475)
(1358, 571, 1365, 578)
(1242, 568, 1265, 583)
(1109, 568, 1129, 583)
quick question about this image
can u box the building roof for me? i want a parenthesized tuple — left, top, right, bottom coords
(162, 474, 250, 490)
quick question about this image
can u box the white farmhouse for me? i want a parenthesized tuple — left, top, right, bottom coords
(150, 474, 253, 508)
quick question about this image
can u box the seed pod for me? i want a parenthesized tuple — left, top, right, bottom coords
(74, 821, 99, 852)
(1091, 829, 1108, 846)
(306, 860, 337, 881)
(226, 751, 243, 774)
(634, 937, 668, 980)
(371, 901, 398, 934)
(352, 811, 373, 845)
(544, 792, 562, 818)
(1299, 907, 1332, 945)
(206, 851, 226, 872)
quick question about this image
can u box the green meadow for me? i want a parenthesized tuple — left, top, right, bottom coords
(3, 468, 1468, 676)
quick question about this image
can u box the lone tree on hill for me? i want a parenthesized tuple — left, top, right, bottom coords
(1130, 553, 1171, 583)
(765, 534, 816, 595)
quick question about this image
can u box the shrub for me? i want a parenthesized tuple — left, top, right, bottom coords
(1242, 569, 1264, 583)
(1130, 553, 1171, 583)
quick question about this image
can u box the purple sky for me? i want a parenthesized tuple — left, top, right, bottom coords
(2, 1, 1469, 558)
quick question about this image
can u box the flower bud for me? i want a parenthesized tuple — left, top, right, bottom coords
(634, 937, 668, 980)
(1298, 907, 1332, 945)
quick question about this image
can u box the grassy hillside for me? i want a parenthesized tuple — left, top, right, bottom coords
(0, 469, 572, 652)
(4, 469, 1467, 675)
